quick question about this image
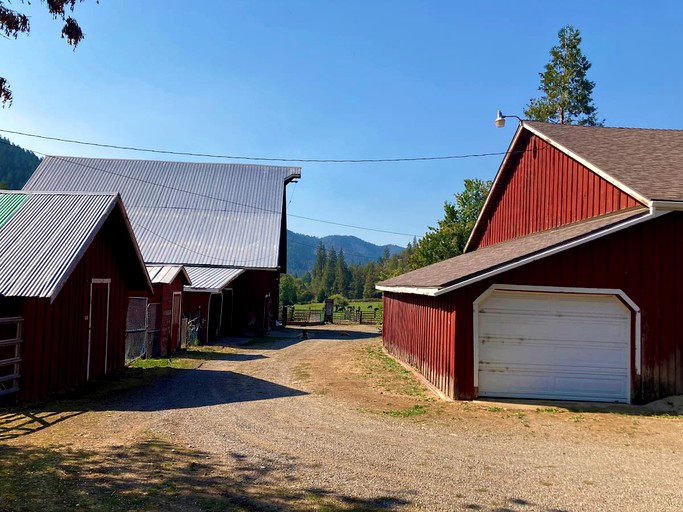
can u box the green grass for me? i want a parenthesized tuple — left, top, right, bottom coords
(358, 343, 426, 397)
(383, 404, 427, 417)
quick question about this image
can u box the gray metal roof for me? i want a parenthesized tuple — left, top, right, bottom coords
(146, 265, 191, 285)
(24, 157, 301, 269)
(184, 266, 244, 292)
(0, 191, 143, 300)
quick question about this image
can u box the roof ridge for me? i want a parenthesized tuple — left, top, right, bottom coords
(44, 155, 302, 171)
(525, 121, 683, 133)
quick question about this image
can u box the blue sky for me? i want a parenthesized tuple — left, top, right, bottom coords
(1, 1, 681, 246)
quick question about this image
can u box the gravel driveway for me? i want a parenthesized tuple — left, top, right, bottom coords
(3, 325, 683, 511)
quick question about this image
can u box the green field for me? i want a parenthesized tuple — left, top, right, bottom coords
(292, 299, 382, 311)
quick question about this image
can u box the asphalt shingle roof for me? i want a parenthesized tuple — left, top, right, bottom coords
(377, 207, 649, 290)
(525, 121, 683, 202)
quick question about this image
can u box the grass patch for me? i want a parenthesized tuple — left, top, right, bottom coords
(383, 404, 426, 418)
(536, 407, 561, 414)
(485, 406, 504, 413)
(357, 343, 426, 397)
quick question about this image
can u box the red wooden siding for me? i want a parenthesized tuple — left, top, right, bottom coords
(384, 212, 683, 404)
(18, 217, 130, 403)
(383, 293, 456, 397)
(470, 133, 641, 250)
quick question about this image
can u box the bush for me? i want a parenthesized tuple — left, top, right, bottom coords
(328, 294, 349, 308)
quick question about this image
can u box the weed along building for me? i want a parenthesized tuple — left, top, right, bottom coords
(24, 158, 301, 340)
(378, 122, 683, 404)
(0, 191, 151, 402)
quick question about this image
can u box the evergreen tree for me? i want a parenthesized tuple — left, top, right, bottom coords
(324, 247, 337, 294)
(333, 248, 350, 296)
(363, 262, 380, 299)
(525, 25, 602, 126)
(349, 265, 365, 299)
(311, 243, 327, 296)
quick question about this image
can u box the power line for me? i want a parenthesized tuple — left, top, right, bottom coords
(0, 127, 520, 164)
(6, 143, 418, 237)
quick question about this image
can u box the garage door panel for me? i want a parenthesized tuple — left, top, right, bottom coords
(477, 290, 631, 403)
(480, 338, 629, 369)
(479, 313, 629, 342)
(479, 370, 629, 401)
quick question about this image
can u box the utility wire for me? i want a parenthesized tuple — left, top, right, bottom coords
(4, 142, 418, 237)
(1, 127, 519, 164)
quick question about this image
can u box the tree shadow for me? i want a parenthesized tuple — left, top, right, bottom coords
(245, 326, 381, 351)
(0, 440, 412, 511)
(102, 368, 308, 412)
(178, 350, 268, 362)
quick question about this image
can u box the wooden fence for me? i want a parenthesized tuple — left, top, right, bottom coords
(280, 306, 382, 326)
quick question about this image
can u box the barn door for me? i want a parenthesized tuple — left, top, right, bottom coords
(171, 292, 182, 352)
(87, 279, 111, 381)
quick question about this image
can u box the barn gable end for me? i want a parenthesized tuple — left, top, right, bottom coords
(468, 130, 642, 250)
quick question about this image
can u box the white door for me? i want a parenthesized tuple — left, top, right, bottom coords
(477, 290, 631, 403)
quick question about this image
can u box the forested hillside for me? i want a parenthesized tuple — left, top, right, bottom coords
(287, 230, 403, 276)
(0, 137, 41, 189)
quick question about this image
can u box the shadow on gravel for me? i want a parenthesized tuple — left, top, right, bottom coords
(101, 368, 309, 412)
(0, 439, 412, 511)
(245, 326, 381, 351)
(477, 397, 682, 417)
(178, 350, 268, 362)
(1, 368, 308, 438)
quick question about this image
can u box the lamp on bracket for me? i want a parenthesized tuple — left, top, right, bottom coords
(495, 111, 524, 128)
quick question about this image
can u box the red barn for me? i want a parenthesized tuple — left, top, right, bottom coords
(0, 191, 150, 402)
(378, 122, 683, 404)
(24, 158, 300, 340)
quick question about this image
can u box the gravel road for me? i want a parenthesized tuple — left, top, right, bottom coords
(6, 325, 683, 511)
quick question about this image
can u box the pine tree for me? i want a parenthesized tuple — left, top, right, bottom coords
(333, 249, 350, 296)
(524, 25, 602, 126)
(311, 243, 327, 297)
(324, 248, 337, 294)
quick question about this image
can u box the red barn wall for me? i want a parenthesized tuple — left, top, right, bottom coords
(18, 221, 130, 403)
(385, 212, 683, 404)
(383, 293, 456, 397)
(470, 133, 641, 250)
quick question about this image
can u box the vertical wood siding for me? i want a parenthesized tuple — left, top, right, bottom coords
(383, 293, 456, 398)
(19, 216, 130, 403)
(384, 212, 683, 404)
(470, 134, 641, 250)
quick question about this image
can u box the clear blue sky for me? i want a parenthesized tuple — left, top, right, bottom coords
(2, 1, 681, 246)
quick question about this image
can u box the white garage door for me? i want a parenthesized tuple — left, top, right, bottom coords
(477, 290, 631, 403)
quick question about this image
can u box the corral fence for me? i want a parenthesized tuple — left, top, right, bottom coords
(280, 305, 382, 326)
(0, 316, 23, 397)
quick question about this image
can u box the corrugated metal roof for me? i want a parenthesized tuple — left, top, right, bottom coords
(0, 191, 119, 299)
(146, 265, 191, 285)
(24, 157, 301, 269)
(184, 266, 244, 292)
(0, 193, 29, 229)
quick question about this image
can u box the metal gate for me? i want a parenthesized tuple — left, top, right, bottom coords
(0, 317, 22, 396)
(125, 297, 148, 361)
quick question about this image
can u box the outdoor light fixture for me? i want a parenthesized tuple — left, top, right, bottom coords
(495, 110, 523, 128)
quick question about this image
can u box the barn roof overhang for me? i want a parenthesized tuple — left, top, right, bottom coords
(377, 207, 660, 297)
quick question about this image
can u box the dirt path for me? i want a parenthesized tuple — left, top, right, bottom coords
(2, 325, 683, 511)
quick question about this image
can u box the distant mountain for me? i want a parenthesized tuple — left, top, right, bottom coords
(0, 136, 41, 189)
(287, 230, 404, 276)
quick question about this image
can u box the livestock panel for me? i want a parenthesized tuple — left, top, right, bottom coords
(470, 133, 641, 250)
